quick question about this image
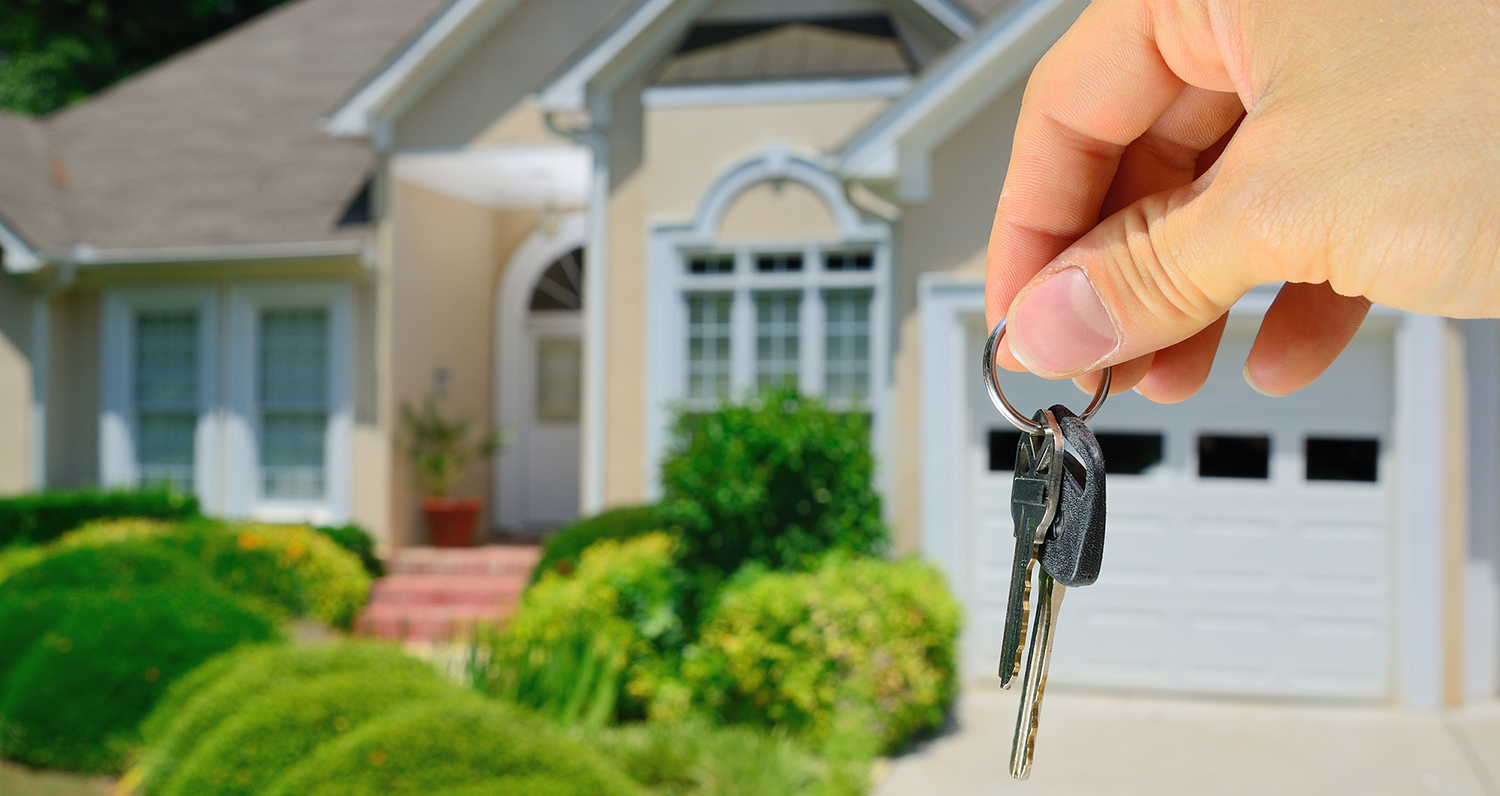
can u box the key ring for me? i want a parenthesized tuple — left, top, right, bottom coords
(983, 318, 1112, 435)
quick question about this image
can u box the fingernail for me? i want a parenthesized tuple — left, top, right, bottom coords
(1007, 268, 1119, 376)
(1242, 362, 1287, 398)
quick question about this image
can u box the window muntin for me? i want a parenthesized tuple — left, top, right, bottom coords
(755, 291, 800, 390)
(687, 293, 733, 402)
(258, 308, 329, 501)
(824, 289, 870, 401)
(134, 310, 198, 492)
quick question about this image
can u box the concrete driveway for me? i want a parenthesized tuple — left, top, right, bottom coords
(874, 687, 1500, 796)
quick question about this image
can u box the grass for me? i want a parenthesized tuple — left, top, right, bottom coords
(0, 759, 111, 796)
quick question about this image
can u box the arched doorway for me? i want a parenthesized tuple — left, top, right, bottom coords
(495, 217, 586, 535)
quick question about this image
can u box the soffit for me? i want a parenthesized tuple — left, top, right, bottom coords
(653, 20, 913, 85)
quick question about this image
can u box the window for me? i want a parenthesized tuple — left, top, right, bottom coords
(989, 430, 1024, 471)
(536, 338, 582, 422)
(688, 293, 733, 401)
(824, 252, 873, 271)
(1198, 434, 1270, 479)
(755, 292, 800, 389)
(688, 254, 734, 274)
(756, 253, 803, 272)
(1096, 432, 1164, 475)
(135, 310, 198, 492)
(259, 308, 328, 501)
(824, 289, 870, 400)
(1306, 437, 1378, 482)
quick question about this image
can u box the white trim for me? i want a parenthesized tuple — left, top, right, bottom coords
(99, 285, 221, 509)
(321, 0, 524, 144)
(896, 0, 973, 37)
(644, 148, 894, 505)
(0, 219, 42, 273)
(69, 239, 367, 267)
(1464, 319, 1500, 699)
(225, 283, 354, 525)
(642, 75, 912, 108)
(494, 212, 588, 531)
(29, 295, 48, 489)
(839, 0, 1086, 199)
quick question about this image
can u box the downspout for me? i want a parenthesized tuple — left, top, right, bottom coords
(547, 112, 609, 514)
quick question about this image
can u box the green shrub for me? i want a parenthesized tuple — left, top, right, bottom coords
(0, 541, 209, 601)
(138, 641, 434, 791)
(531, 505, 661, 585)
(314, 523, 385, 578)
(591, 718, 827, 796)
(156, 668, 453, 796)
(261, 698, 639, 796)
(685, 555, 961, 753)
(657, 388, 887, 614)
(0, 489, 198, 549)
(0, 584, 279, 772)
(481, 533, 687, 725)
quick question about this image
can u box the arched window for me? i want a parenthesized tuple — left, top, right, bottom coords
(529, 248, 584, 311)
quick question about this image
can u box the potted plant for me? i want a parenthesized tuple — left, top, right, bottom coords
(402, 397, 505, 547)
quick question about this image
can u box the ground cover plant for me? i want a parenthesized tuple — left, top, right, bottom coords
(0, 489, 197, 549)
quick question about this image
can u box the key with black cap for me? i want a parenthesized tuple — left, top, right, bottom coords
(999, 409, 1064, 689)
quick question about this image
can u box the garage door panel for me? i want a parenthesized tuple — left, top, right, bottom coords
(967, 320, 1394, 699)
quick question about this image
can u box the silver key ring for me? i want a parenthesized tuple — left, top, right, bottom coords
(983, 318, 1112, 435)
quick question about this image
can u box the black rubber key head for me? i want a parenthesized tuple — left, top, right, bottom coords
(1040, 405, 1107, 587)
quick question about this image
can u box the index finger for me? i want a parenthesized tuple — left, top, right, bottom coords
(986, 0, 1242, 363)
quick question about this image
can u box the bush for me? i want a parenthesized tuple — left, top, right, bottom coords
(591, 718, 828, 796)
(0, 584, 279, 772)
(0, 541, 208, 601)
(261, 698, 639, 796)
(138, 641, 436, 791)
(531, 505, 661, 585)
(685, 555, 961, 753)
(657, 388, 887, 612)
(0, 489, 198, 549)
(155, 668, 453, 796)
(314, 524, 385, 578)
(481, 533, 687, 725)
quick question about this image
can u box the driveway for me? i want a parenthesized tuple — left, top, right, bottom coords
(875, 686, 1500, 796)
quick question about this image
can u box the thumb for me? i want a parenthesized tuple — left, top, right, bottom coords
(1004, 181, 1264, 379)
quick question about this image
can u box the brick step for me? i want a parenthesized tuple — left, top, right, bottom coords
(387, 545, 541, 578)
(355, 603, 509, 643)
(367, 575, 524, 607)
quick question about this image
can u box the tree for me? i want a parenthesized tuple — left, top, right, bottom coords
(0, 0, 289, 116)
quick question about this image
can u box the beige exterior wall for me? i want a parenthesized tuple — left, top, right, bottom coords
(886, 79, 1027, 554)
(386, 179, 539, 544)
(0, 274, 33, 494)
(46, 289, 99, 490)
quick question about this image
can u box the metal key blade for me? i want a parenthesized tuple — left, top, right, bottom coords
(1010, 570, 1065, 780)
(1000, 413, 1065, 688)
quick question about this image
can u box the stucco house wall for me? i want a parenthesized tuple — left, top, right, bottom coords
(0, 274, 34, 494)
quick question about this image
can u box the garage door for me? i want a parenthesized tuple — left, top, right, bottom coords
(967, 316, 1394, 699)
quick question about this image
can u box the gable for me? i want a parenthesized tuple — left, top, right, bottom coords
(653, 18, 913, 85)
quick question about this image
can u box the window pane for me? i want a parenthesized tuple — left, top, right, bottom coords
(824, 252, 873, 271)
(755, 291, 800, 390)
(687, 293, 732, 402)
(1096, 432, 1165, 475)
(824, 289, 870, 400)
(755, 253, 803, 272)
(989, 429, 1023, 471)
(1198, 434, 1269, 479)
(259, 308, 328, 500)
(537, 337, 581, 422)
(135, 310, 197, 491)
(688, 254, 734, 274)
(1306, 437, 1378, 482)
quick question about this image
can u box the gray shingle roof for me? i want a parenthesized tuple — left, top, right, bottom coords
(5, 0, 448, 255)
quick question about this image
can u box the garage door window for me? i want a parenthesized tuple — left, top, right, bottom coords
(990, 429, 1165, 475)
(1198, 434, 1270, 479)
(1306, 437, 1379, 482)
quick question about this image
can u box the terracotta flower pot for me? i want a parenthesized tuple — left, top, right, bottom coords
(422, 496, 482, 547)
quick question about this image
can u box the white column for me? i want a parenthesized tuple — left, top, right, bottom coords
(28, 294, 48, 490)
(579, 133, 610, 514)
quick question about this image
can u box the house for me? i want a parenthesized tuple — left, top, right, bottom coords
(0, 0, 1496, 711)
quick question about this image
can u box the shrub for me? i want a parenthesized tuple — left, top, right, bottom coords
(591, 718, 826, 796)
(0, 584, 279, 772)
(261, 698, 639, 796)
(0, 541, 209, 601)
(138, 641, 435, 791)
(657, 388, 887, 613)
(685, 555, 961, 753)
(0, 489, 198, 549)
(314, 523, 385, 578)
(481, 533, 687, 724)
(531, 505, 662, 585)
(155, 668, 453, 796)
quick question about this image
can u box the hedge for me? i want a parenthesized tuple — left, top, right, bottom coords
(313, 524, 384, 578)
(0, 541, 208, 601)
(261, 698, 639, 796)
(530, 505, 661, 585)
(0, 584, 279, 772)
(0, 490, 198, 549)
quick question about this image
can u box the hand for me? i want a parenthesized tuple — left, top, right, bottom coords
(986, 0, 1500, 401)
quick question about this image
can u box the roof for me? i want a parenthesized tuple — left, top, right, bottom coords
(838, 0, 1085, 199)
(0, 0, 449, 263)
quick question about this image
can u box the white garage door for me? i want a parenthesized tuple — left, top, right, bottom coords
(967, 316, 1394, 699)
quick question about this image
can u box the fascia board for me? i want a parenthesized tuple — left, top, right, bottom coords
(0, 217, 43, 273)
(322, 0, 521, 139)
(67, 240, 367, 267)
(839, 0, 1083, 182)
(535, 0, 689, 114)
(898, 0, 975, 38)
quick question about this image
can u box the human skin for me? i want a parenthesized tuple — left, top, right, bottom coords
(986, 0, 1500, 401)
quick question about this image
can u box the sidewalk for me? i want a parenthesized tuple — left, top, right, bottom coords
(874, 687, 1500, 796)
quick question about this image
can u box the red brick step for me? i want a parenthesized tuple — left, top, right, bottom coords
(355, 545, 539, 643)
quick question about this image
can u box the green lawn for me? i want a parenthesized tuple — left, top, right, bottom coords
(0, 760, 111, 796)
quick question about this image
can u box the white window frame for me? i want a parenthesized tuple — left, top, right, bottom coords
(99, 285, 219, 509)
(645, 147, 893, 501)
(225, 283, 353, 525)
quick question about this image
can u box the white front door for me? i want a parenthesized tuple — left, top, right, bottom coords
(519, 314, 582, 529)
(967, 316, 1395, 699)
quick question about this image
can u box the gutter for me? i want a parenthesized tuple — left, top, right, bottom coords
(62, 239, 368, 267)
